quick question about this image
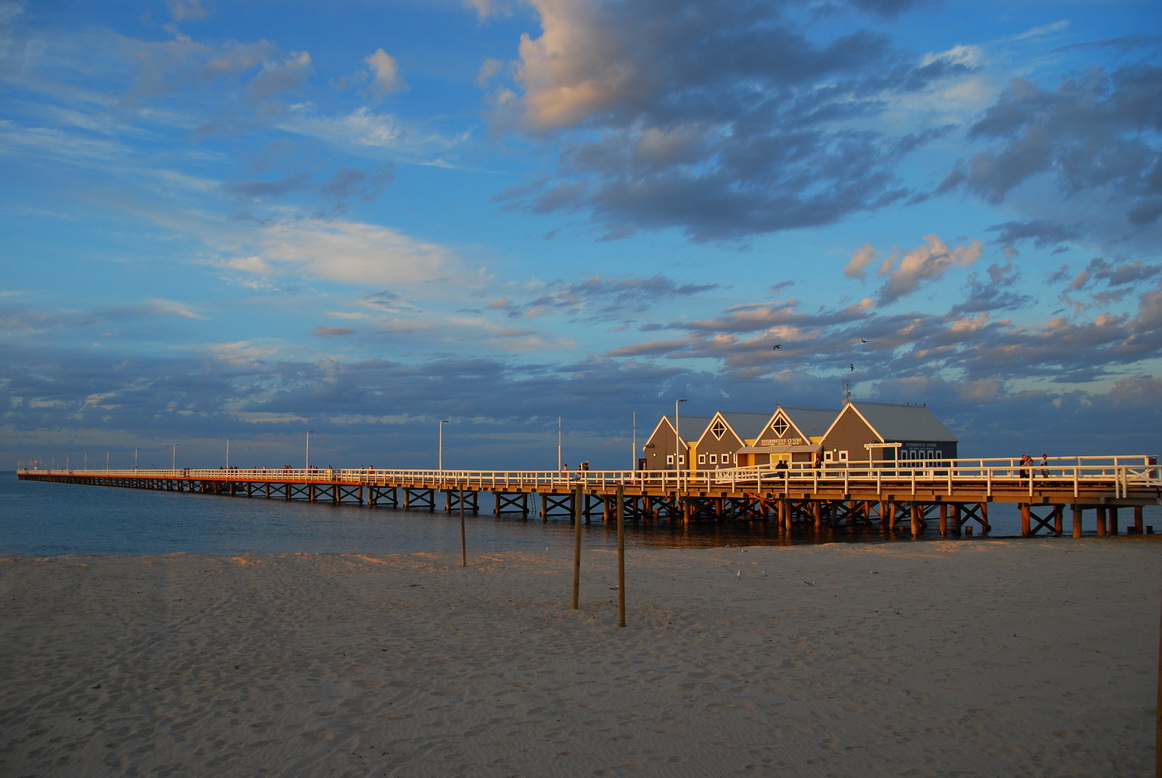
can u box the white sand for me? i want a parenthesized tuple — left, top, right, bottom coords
(0, 538, 1158, 776)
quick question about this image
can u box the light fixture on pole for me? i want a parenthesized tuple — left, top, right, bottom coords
(675, 399, 687, 472)
(226, 438, 232, 470)
(439, 420, 449, 471)
(170, 444, 177, 471)
(306, 431, 314, 472)
(557, 416, 562, 472)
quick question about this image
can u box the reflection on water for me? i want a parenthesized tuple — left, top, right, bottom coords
(3, 474, 1156, 556)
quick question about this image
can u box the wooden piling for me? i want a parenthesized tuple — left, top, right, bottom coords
(1072, 505, 1083, 538)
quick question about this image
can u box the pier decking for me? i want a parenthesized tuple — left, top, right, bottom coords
(17, 455, 1162, 538)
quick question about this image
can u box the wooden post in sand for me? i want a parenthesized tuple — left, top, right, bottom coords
(617, 483, 626, 627)
(572, 484, 583, 610)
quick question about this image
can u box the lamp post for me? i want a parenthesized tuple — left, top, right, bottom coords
(675, 398, 687, 472)
(439, 420, 449, 471)
(557, 416, 562, 472)
(170, 444, 177, 471)
(225, 438, 232, 470)
(305, 431, 313, 472)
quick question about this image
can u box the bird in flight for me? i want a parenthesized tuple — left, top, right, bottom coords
(849, 363, 855, 372)
(772, 344, 781, 350)
(860, 338, 869, 343)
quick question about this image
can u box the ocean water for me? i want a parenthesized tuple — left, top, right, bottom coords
(2, 474, 1156, 556)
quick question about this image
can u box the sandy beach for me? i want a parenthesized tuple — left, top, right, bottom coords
(1, 538, 1158, 776)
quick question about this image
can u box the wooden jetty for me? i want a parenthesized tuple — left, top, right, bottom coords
(16, 455, 1162, 538)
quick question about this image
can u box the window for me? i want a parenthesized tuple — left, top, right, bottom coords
(770, 418, 789, 437)
(824, 450, 834, 463)
(710, 419, 727, 440)
(838, 450, 849, 462)
(709, 453, 718, 464)
(666, 454, 674, 465)
(698, 454, 706, 465)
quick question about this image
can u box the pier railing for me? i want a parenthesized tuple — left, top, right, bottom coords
(17, 454, 1160, 499)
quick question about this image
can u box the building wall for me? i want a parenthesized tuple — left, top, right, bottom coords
(643, 425, 687, 470)
(819, 409, 878, 463)
(694, 420, 744, 470)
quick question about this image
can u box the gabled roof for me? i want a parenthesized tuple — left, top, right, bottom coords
(718, 412, 772, 441)
(838, 401, 957, 442)
(774, 406, 836, 439)
(659, 414, 714, 444)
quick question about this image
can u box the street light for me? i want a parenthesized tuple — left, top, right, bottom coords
(225, 438, 232, 470)
(305, 431, 314, 472)
(557, 416, 562, 472)
(675, 399, 687, 472)
(170, 444, 178, 471)
(439, 420, 449, 471)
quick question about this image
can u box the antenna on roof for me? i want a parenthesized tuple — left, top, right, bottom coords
(843, 382, 851, 404)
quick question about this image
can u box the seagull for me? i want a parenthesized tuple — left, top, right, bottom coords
(860, 338, 869, 343)
(772, 344, 781, 350)
(803, 580, 816, 586)
(736, 570, 742, 579)
(849, 363, 855, 372)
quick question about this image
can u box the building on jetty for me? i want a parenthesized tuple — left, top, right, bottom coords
(642, 400, 958, 471)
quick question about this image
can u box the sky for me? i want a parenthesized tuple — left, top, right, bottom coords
(2, 0, 1160, 472)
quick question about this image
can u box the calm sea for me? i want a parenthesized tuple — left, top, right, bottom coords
(3, 473, 1156, 556)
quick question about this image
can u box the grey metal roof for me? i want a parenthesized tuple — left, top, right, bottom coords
(663, 415, 715, 442)
(719, 412, 773, 439)
(777, 407, 837, 437)
(851, 402, 957, 442)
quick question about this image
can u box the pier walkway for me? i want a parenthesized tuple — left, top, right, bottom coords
(17, 455, 1162, 538)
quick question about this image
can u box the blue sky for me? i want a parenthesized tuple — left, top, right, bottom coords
(2, 0, 1160, 471)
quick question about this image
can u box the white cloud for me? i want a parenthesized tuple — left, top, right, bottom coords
(364, 48, 407, 97)
(514, 0, 631, 129)
(844, 242, 877, 279)
(247, 51, 311, 99)
(920, 44, 983, 69)
(147, 298, 206, 320)
(234, 220, 462, 287)
(875, 235, 983, 304)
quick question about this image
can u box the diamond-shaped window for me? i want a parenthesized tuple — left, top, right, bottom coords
(711, 419, 727, 440)
(771, 418, 789, 437)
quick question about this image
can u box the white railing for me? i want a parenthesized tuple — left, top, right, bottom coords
(16, 454, 1161, 499)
